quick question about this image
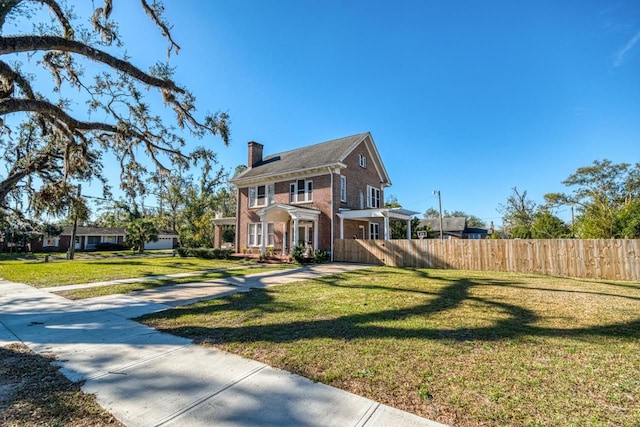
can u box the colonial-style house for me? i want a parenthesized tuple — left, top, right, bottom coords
(222, 132, 416, 258)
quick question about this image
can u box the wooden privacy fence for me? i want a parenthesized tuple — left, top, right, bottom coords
(333, 238, 640, 281)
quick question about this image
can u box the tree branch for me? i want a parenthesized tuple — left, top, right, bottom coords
(0, 98, 119, 132)
(0, 35, 184, 93)
(140, 0, 180, 56)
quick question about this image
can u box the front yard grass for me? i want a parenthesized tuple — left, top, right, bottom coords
(0, 256, 255, 287)
(56, 264, 295, 299)
(139, 267, 640, 427)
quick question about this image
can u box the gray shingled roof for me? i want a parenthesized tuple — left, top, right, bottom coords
(62, 226, 126, 236)
(231, 132, 373, 183)
(419, 217, 467, 232)
(61, 227, 178, 236)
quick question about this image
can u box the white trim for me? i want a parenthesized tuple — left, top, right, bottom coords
(248, 183, 275, 208)
(231, 163, 347, 187)
(367, 185, 381, 208)
(358, 152, 367, 168)
(289, 179, 313, 204)
(329, 167, 335, 261)
(248, 223, 262, 247)
(336, 133, 392, 187)
(43, 236, 60, 247)
(369, 222, 380, 239)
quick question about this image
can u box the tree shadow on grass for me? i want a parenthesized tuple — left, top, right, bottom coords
(143, 269, 640, 345)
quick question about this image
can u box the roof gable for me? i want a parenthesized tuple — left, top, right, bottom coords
(231, 132, 391, 186)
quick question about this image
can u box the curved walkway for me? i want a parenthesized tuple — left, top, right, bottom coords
(0, 263, 446, 427)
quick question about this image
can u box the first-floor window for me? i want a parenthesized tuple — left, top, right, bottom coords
(267, 223, 274, 246)
(370, 222, 380, 240)
(87, 236, 100, 248)
(248, 223, 262, 247)
(43, 236, 59, 247)
(249, 222, 275, 247)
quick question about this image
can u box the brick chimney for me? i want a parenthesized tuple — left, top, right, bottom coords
(247, 141, 263, 168)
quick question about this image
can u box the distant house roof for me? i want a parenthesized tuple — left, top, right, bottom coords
(62, 226, 125, 236)
(420, 217, 467, 233)
(419, 217, 489, 238)
(230, 132, 391, 186)
(60, 227, 178, 237)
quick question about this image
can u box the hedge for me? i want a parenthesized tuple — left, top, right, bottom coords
(176, 247, 233, 259)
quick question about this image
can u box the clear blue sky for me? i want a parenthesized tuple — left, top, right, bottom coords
(24, 1, 640, 226)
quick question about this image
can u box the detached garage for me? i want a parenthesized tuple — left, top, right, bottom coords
(144, 232, 179, 250)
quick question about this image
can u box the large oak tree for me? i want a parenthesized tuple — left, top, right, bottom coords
(0, 0, 229, 218)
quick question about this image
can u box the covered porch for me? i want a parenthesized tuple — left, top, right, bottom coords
(256, 203, 321, 255)
(336, 208, 418, 240)
(212, 216, 236, 249)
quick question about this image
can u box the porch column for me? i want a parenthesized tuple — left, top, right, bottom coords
(213, 223, 222, 248)
(339, 216, 344, 239)
(293, 218, 299, 248)
(406, 219, 412, 239)
(283, 223, 287, 254)
(313, 219, 319, 251)
(384, 216, 390, 240)
(260, 218, 267, 255)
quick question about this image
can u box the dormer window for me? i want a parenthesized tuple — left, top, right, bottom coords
(358, 153, 367, 168)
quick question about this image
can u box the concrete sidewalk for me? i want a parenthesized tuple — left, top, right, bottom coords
(0, 264, 446, 427)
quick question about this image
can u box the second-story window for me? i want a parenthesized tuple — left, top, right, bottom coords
(289, 179, 313, 203)
(249, 183, 274, 208)
(340, 175, 347, 202)
(367, 185, 380, 208)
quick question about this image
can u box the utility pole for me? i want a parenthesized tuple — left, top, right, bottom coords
(433, 190, 443, 239)
(68, 184, 81, 260)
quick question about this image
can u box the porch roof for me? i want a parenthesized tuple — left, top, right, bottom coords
(211, 217, 236, 226)
(336, 208, 419, 221)
(257, 203, 321, 222)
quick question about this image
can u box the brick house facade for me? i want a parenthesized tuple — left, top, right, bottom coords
(224, 132, 416, 258)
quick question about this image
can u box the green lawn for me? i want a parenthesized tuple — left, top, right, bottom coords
(0, 255, 256, 287)
(57, 264, 295, 299)
(140, 267, 640, 427)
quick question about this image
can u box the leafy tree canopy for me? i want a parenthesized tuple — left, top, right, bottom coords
(499, 187, 535, 239)
(545, 159, 640, 238)
(0, 0, 229, 221)
(125, 217, 158, 253)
